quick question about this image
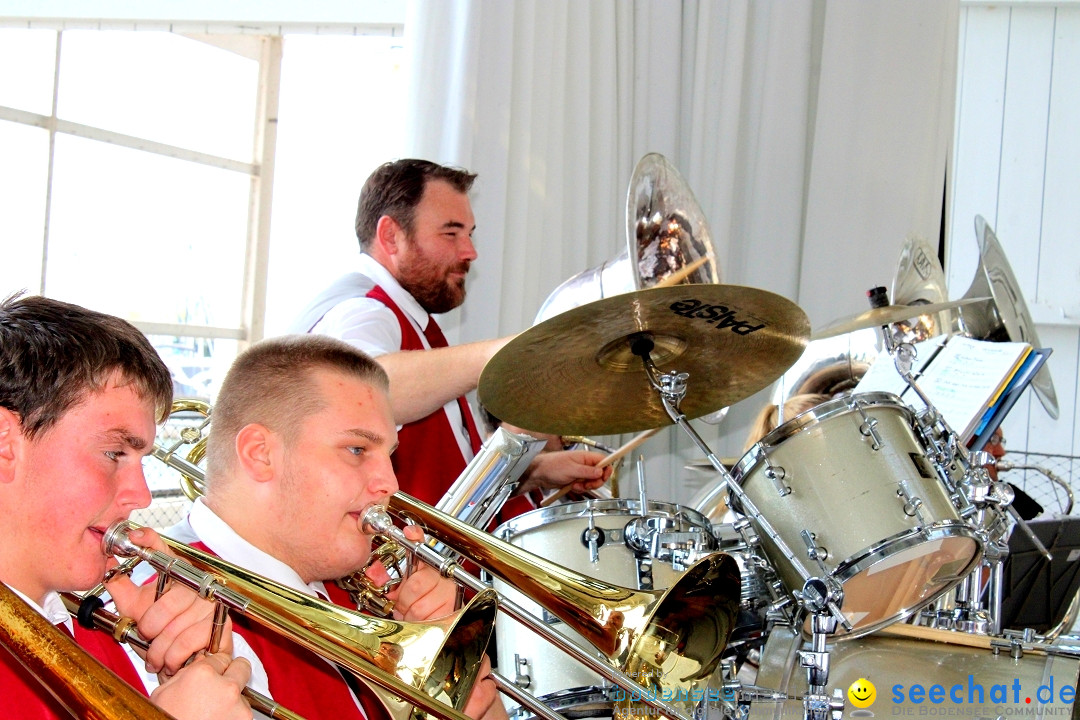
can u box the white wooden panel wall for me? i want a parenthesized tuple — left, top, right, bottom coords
(949, 4, 1080, 464)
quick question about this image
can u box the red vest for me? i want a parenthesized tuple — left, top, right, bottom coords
(365, 286, 481, 507)
(365, 286, 535, 522)
(187, 541, 388, 720)
(0, 608, 147, 719)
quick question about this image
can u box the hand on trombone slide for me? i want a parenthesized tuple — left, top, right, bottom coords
(362, 520, 461, 622)
(102, 524, 242, 678)
(92, 525, 255, 720)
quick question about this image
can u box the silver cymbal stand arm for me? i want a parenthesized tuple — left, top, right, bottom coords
(633, 344, 847, 720)
(629, 335, 851, 636)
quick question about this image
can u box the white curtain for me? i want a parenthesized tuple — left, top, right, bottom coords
(403, 0, 959, 505)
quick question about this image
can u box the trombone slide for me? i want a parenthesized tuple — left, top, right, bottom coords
(103, 521, 492, 720)
(58, 592, 305, 720)
(369, 495, 741, 720)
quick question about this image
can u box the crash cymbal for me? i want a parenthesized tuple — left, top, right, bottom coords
(811, 297, 990, 340)
(479, 284, 810, 436)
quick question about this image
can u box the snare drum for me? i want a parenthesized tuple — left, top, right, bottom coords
(731, 392, 983, 638)
(749, 628, 1080, 719)
(493, 499, 717, 712)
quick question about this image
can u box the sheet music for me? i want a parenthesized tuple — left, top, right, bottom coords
(855, 335, 1031, 440)
(905, 336, 1032, 439)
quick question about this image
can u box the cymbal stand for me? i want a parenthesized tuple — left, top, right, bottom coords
(629, 334, 846, 720)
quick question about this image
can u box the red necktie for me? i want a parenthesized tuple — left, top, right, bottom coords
(422, 317, 482, 453)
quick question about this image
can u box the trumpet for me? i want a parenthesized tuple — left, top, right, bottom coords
(102, 520, 497, 720)
(366, 493, 742, 720)
(0, 580, 175, 720)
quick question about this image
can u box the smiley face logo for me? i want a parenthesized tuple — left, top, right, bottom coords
(848, 678, 876, 708)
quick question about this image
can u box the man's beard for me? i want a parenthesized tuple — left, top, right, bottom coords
(397, 248, 469, 314)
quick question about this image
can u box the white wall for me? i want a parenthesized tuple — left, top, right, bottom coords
(949, 3, 1079, 467)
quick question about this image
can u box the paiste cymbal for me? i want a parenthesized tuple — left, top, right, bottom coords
(479, 285, 810, 436)
(811, 297, 991, 341)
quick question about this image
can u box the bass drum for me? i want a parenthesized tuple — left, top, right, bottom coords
(492, 499, 717, 718)
(750, 628, 1080, 719)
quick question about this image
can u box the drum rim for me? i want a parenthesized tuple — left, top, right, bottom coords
(494, 497, 712, 537)
(506, 686, 617, 720)
(729, 391, 911, 483)
(807, 520, 985, 640)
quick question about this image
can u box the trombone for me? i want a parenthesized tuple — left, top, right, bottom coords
(57, 590, 303, 720)
(102, 520, 497, 720)
(0, 580, 176, 720)
(365, 493, 741, 720)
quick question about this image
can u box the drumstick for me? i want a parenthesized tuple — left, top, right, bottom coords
(540, 428, 659, 507)
(652, 256, 711, 289)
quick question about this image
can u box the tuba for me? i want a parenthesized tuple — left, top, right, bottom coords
(535, 153, 719, 322)
(535, 152, 726, 427)
(891, 215, 1058, 419)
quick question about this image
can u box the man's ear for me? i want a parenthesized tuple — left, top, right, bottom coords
(0, 408, 22, 482)
(373, 214, 404, 256)
(234, 423, 278, 483)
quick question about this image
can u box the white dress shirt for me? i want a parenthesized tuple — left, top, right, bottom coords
(162, 498, 370, 718)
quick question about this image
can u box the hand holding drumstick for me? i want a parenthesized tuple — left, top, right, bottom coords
(540, 428, 659, 507)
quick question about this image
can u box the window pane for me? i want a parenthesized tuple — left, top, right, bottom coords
(148, 334, 238, 402)
(46, 134, 249, 327)
(0, 120, 49, 296)
(57, 31, 257, 160)
(265, 34, 407, 335)
(0, 28, 57, 115)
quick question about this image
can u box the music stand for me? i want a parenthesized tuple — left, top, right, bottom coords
(997, 516, 1080, 634)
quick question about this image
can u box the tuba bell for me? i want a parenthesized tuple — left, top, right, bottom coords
(891, 215, 1058, 419)
(534, 153, 719, 323)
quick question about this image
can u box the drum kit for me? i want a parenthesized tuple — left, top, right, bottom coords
(463, 156, 1078, 720)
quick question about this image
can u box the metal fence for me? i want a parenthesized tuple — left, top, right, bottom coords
(999, 452, 1077, 517)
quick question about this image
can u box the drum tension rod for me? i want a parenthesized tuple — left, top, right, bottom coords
(850, 399, 883, 450)
(895, 483, 927, 524)
(763, 459, 791, 497)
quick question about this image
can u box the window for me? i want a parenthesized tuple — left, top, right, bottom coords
(0, 27, 406, 403)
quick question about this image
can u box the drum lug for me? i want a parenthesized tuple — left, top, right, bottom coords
(895, 484, 926, 523)
(799, 530, 829, 565)
(512, 654, 532, 689)
(581, 512, 605, 563)
(763, 459, 791, 496)
(853, 402, 884, 450)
